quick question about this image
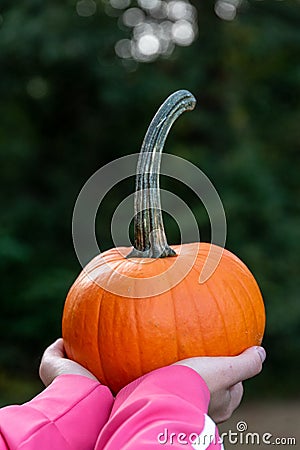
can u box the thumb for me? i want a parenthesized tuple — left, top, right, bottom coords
(220, 346, 266, 388)
(42, 338, 65, 359)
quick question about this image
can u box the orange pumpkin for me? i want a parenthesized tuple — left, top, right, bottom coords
(62, 90, 265, 394)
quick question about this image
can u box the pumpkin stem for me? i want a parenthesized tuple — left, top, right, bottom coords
(127, 90, 196, 259)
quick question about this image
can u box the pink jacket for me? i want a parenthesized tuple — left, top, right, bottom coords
(0, 366, 223, 449)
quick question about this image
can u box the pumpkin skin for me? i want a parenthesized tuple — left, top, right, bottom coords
(62, 90, 265, 393)
(62, 242, 265, 394)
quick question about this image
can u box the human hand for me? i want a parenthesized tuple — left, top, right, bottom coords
(173, 346, 266, 424)
(39, 338, 98, 387)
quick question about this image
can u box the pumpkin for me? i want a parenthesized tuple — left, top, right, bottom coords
(62, 90, 265, 394)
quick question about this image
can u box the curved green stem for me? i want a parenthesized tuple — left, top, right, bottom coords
(127, 90, 196, 259)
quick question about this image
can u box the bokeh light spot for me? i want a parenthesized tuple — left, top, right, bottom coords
(76, 0, 97, 17)
(172, 19, 195, 46)
(137, 33, 160, 56)
(115, 39, 133, 58)
(138, 0, 161, 10)
(167, 1, 194, 21)
(122, 8, 145, 27)
(215, 0, 237, 21)
(26, 77, 49, 100)
(110, 0, 131, 9)
(149, 1, 168, 20)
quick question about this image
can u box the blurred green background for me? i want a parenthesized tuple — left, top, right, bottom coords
(0, 0, 300, 410)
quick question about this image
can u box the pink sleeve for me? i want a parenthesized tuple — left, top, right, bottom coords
(96, 365, 223, 449)
(0, 374, 113, 450)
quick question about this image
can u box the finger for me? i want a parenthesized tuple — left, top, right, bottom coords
(229, 382, 244, 412)
(208, 389, 231, 424)
(218, 346, 266, 388)
(214, 383, 244, 424)
(43, 338, 65, 359)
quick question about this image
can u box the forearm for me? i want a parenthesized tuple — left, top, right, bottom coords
(96, 366, 222, 449)
(0, 375, 114, 450)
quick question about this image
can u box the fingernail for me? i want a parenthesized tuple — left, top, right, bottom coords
(256, 346, 266, 363)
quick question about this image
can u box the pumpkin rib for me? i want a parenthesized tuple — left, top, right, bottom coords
(235, 270, 260, 342)
(120, 261, 146, 378)
(65, 288, 86, 362)
(222, 269, 252, 351)
(189, 265, 207, 355)
(132, 282, 144, 377)
(205, 279, 231, 355)
(95, 288, 110, 385)
(166, 267, 180, 362)
(221, 252, 264, 346)
(63, 290, 76, 361)
(96, 265, 120, 386)
(77, 294, 85, 361)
